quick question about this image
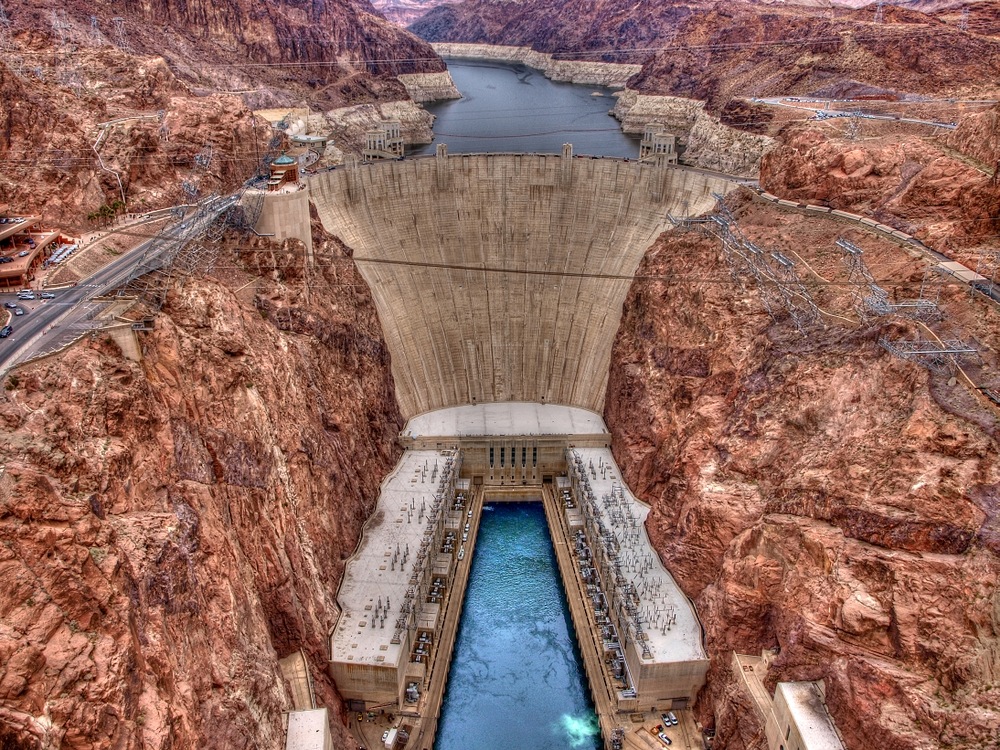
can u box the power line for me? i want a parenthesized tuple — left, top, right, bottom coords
(8, 26, 971, 69)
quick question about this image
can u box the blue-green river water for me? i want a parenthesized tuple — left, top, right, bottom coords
(435, 502, 601, 750)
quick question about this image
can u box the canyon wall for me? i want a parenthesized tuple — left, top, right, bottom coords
(604, 196, 1000, 750)
(759, 124, 1000, 259)
(310, 155, 736, 418)
(0, 226, 402, 749)
(612, 91, 774, 177)
(430, 43, 642, 87)
(0, 0, 448, 229)
(412, 0, 1000, 109)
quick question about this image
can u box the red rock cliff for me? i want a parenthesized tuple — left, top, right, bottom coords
(0, 224, 403, 749)
(604, 200, 1000, 750)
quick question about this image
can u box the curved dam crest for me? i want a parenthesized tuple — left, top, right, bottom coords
(310, 154, 735, 417)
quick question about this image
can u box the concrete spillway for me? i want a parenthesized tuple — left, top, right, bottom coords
(310, 153, 735, 418)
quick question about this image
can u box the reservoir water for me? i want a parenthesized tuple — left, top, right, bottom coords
(411, 60, 640, 157)
(435, 502, 601, 750)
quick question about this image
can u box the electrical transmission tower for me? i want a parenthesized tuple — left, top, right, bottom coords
(700, 193, 821, 331)
(50, 10, 82, 95)
(111, 17, 133, 54)
(0, 1, 21, 77)
(837, 237, 940, 321)
(878, 334, 977, 373)
(874, 1, 885, 24)
(0, 2, 11, 55)
(847, 112, 862, 141)
(90, 16, 102, 46)
(960, 7, 970, 32)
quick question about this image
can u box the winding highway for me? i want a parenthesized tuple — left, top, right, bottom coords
(0, 194, 236, 377)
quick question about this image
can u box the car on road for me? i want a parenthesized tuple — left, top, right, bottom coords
(13, 307, 24, 316)
(0, 325, 12, 338)
(40, 292, 55, 299)
(17, 293, 34, 300)
(3, 302, 16, 309)
(17, 250, 29, 257)
(0, 256, 12, 263)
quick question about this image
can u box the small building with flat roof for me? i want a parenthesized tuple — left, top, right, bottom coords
(734, 652, 846, 750)
(285, 708, 333, 750)
(768, 682, 846, 750)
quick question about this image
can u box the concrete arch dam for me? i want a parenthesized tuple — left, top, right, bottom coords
(310, 154, 735, 418)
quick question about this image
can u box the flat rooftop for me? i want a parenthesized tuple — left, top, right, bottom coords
(571, 446, 707, 664)
(0, 231, 57, 280)
(777, 682, 846, 750)
(404, 402, 609, 439)
(285, 708, 330, 750)
(0, 217, 39, 243)
(331, 449, 456, 667)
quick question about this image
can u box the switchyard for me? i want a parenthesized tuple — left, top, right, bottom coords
(331, 404, 708, 750)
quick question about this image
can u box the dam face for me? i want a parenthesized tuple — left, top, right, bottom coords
(310, 154, 734, 418)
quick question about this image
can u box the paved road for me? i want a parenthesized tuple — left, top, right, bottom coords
(753, 97, 959, 129)
(0, 195, 236, 376)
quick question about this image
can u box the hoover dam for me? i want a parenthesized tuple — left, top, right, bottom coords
(311, 152, 740, 750)
(311, 152, 735, 416)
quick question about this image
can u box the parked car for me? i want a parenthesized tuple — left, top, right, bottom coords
(13, 307, 24, 316)
(656, 730, 672, 746)
(667, 712, 678, 726)
(0, 325, 12, 338)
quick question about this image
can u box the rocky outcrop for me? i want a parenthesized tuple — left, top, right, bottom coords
(430, 43, 642, 87)
(0, 225, 402, 749)
(411, 0, 702, 64)
(398, 71, 461, 102)
(412, 0, 1000, 111)
(373, 0, 455, 27)
(759, 125, 1000, 256)
(613, 91, 774, 176)
(941, 103, 1000, 172)
(0, 0, 449, 228)
(604, 202, 1000, 750)
(0, 54, 269, 231)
